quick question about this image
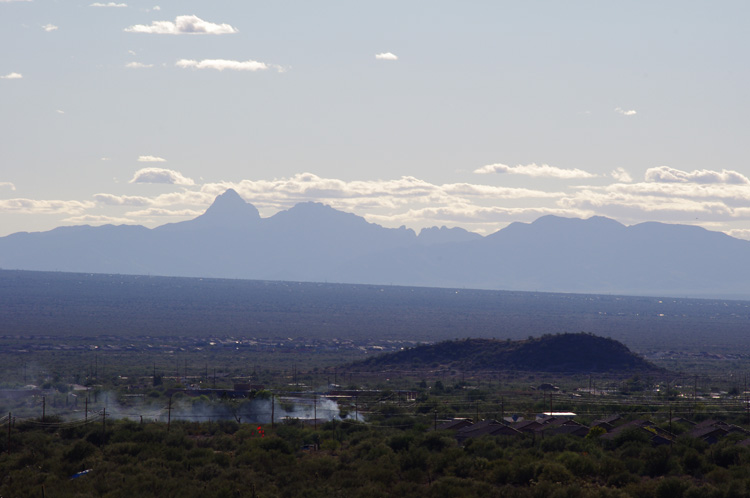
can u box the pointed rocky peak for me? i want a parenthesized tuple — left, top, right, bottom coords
(194, 189, 261, 226)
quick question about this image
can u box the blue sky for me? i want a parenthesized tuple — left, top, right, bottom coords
(1, 1, 749, 238)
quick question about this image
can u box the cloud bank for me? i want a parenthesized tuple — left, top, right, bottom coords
(6, 165, 750, 240)
(125, 15, 238, 35)
(474, 163, 596, 179)
(375, 52, 398, 60)
(645, 166, 750, 185)
(1, 73, 22, 79)
(0, 199, 94, 214)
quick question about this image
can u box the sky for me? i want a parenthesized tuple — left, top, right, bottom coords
(1, 1, 750, 239)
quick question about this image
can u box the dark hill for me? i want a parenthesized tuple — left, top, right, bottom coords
(349, 333, 661, 374)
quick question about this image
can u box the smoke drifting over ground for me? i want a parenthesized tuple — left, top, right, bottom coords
(93, 393, 362, 424)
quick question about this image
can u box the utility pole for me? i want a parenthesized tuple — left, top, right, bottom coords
(355, 396, 358, 421)
(314, 397, 317, 430)
(85, 397, 88, 422)
(7, 412, 11, 453)
(167, 396, 172, 432)
(102, 408, 106, 441)
(693, 375, 704, 415)
(669, 405, 673, 446)
(42, 396, 45, 423)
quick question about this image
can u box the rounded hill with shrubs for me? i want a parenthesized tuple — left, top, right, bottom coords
(349, 332, 660, 374)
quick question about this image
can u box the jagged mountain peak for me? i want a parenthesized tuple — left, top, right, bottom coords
(194, 189, 261, 225)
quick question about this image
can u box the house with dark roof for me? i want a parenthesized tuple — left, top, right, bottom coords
(688, 425, 729, 445)
(433, 419, 473, 432)
(456, 421, 522, 444)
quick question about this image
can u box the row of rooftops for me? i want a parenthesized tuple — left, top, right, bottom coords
(435, 413, 750, 447)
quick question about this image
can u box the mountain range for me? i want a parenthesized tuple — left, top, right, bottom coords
(1, 189, 749, 299)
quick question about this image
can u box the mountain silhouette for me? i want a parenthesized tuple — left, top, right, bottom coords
(1, 189, 749, 299)
(347, 333, 661, 374)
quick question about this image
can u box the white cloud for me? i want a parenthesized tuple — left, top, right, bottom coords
(0, 198, 94, 214)
(367, 205, 589, 229)
(0, 0, 32, 3)
(11, 168, 750, 236)
(600, 181, 750, 204)
(42, 23, 57, 32)
(0, 73, 22, 80)
(56, 109, 64, 114)
(727, 229, 750, 241)
(0, 182, 16, 191)
(137, 155, 166, 162)
(200, 173, 559, 207)
(130, 167, 195, 186)
(611, 167, 632, 183)
(150, 190, 214, 207)
(125, 207, 202, 217)
(558, 176, 750, 225)
(474, 163, 596, 179)
(90, 2, 127, 6)
(559, 189, 736, 221)
(375, 52, 398, 61)
(645, 166, 750, 185)
(125, 61, 153, 69)
(615, 107, 637, 116)
(94, 193, 152, 206)
(125, 15, 237, 35)
(62, 214, 135, 225)
(176, 59, 277, 72)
